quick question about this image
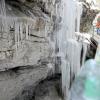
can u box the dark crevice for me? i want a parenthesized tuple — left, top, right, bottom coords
(30, 34, 44, 38)
(12, 74, 62, 100)
(33, 73, 62, 100)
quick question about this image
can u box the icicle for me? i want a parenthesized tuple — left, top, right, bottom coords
(28, 25, 30, 40)
(18, 24, 20, 47)
(76, 2, 82, 32)
(82, 43, 88, 65)
(56, 3, 58, 15)
(0, 0, 6, 16)
(61, 59, 70, 97)
(19, 22, 23, 41)
(52, 0, 55, 5)
(51, 10, 53, 21)
(15, 18, 20, 51)
(44, 22, 47, 38)
(0, 16, 2, 33)
(14, 19, 18, 56)
(0, 0, 7, 33)
(26, 23, 29, 40)
(29, 20, 33, 40)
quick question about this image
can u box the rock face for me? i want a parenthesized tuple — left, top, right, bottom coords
(30, 74, 62, 100)
(0, 0, 56, 71)
(0, 0, 61, 100)
(0, 0, 93, 100)
(0, 65, 49, 100)
(80, 0, 99, 33)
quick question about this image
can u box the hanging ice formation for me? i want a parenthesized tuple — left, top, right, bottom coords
(0, 16, 34, 47)
(0, 0, 6, 16)
(56, 0, 82, 100)
(75, 2, 83, 32)
(0, 0, 35, 53)
(0, 0, 7, 32)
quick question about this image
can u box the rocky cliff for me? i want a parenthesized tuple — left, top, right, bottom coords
(0, 0, 62, 100)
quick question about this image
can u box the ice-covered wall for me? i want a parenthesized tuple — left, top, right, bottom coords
(0, 0, 55, 71)
(0, 0, 84, 100)
(56, 1, 82, 100)
(0, 0, 58, 100)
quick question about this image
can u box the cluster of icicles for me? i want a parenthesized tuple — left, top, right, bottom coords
(0, 15, 35, 47)
(56, 0, 83, 100)
(0, 0, 36, 51)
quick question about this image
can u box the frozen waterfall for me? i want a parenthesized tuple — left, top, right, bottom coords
(56, 0, 83, 100)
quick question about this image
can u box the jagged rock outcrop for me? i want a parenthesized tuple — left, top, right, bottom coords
(80, 1, 99, 33)
(0, 64, 50, 100)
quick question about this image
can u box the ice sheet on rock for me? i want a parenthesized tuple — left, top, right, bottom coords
(56, 0, 83, 100)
